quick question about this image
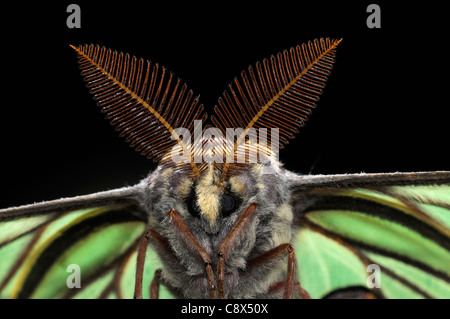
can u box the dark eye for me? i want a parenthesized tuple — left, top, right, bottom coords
(187, 192, 201, 218)
(221, 194, 236, 217)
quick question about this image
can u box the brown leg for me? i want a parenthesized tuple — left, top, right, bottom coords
(268, 281, 311, 299)
(149, 268, 185, 299)
(217, 204, 257, 299)
(295, 282, 311, 299)
(150, 269, 162, 299)
(135, 209, 218, 299)
(167, 209, 217, 299)
(134, 228, 176, 299)
(246, 243, 310, 299)
(134, 230, 150, 299)
(284, 244, 296, 299)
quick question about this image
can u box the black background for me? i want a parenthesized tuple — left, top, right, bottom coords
(1, 1, 448, 209)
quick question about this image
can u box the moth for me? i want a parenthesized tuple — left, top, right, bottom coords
(1, 38, 449, 299)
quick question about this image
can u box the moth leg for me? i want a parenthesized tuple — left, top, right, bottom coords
(295, 281, 311, 299)
(284, 244, 296, 298)
(134, 228, 175, 299)
(150, 269, 161, 299)
(134, 229, 151, 299)
(246, 243, 310, 299)
(267, 281, 311, 299)
(217, 204, 258, 299)
(167, 209, 217, 299)
(149, 268, 185, 299)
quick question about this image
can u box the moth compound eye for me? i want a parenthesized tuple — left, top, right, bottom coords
(221, 194, 236, 217)
(186, 192, 201, 218)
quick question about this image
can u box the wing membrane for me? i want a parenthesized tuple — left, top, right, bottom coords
(291, 172, 450, 298)
(0, 204, 148, 298)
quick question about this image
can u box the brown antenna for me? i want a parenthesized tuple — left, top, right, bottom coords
(70, 44, 207, 177)
(212, 38, 342, 181)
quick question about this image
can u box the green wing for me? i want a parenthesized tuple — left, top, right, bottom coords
(3, 173, 449, 299)
(292, 177, 450, 299)
(0, 186, 174, 299)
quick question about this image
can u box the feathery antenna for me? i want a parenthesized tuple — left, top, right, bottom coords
(71, 39, 342, 181)
(212, 38, 342, 181)
(70, 44, 207, 176)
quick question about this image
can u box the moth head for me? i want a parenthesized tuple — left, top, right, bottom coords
(143, 143, 283, 234)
